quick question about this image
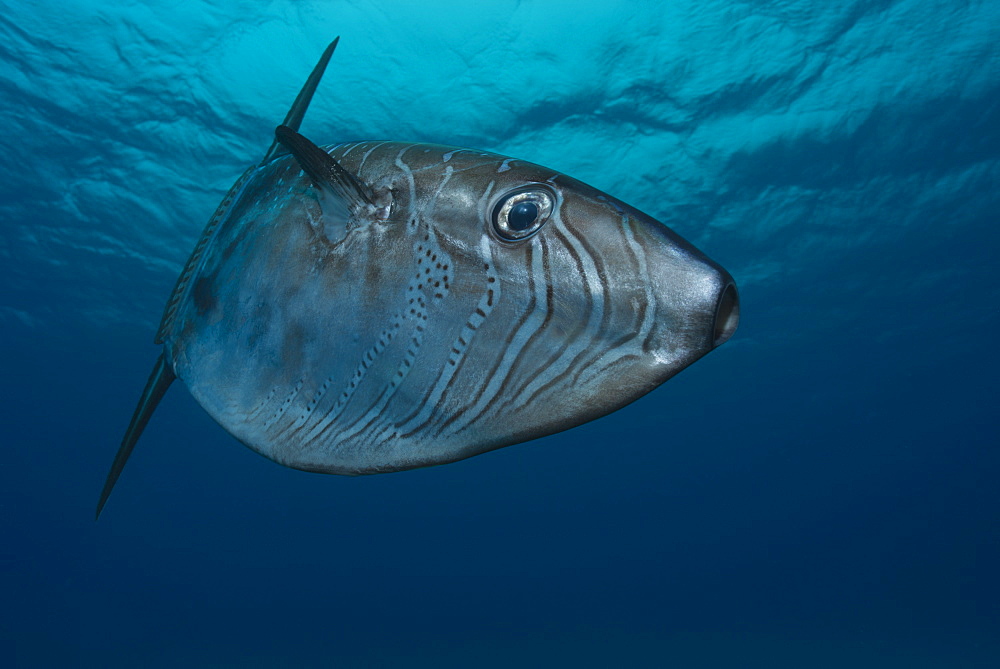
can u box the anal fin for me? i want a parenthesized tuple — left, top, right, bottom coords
(96, 354, 175, 520)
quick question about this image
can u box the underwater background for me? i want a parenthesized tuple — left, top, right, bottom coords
(2, 0, 998, 666)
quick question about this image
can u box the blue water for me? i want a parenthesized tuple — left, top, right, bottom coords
(2, 1, 999, 666)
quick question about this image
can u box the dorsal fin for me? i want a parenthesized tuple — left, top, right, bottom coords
(157, 39, 341, 345)
(96, 354, 175, 519)
(260, 37, 340, 165)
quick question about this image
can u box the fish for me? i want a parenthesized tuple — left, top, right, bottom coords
(96, 38, 740, 518)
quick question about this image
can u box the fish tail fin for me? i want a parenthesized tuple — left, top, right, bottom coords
(95, 354, 175, 520)
(260, 37, 340, 165)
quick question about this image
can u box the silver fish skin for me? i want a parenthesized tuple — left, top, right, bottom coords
(164, 141, 739, 475)
(96, 39, 738, 518)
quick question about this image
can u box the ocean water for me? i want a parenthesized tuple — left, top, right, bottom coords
(2, 0, 998, 666)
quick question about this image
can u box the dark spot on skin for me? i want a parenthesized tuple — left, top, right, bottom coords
(192, 275, 218, 316)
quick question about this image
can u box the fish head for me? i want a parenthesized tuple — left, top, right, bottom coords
(347, 145, 740, 452)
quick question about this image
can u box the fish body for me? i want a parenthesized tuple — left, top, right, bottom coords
(97, 40, 739, 516)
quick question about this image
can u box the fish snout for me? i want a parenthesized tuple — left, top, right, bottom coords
(661, 261, 739, 368)
(636, 221, 739, 369)
(712, 280, 740, 348)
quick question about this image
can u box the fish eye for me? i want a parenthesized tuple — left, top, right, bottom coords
(491, 187, 555, 241)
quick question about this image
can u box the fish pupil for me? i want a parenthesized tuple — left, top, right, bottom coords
(508, 201, 538, 231)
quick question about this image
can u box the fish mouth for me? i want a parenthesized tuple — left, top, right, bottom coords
(712, 281, 740, 347)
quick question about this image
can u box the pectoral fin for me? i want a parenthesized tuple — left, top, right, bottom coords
(275, 125, 375, 207)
